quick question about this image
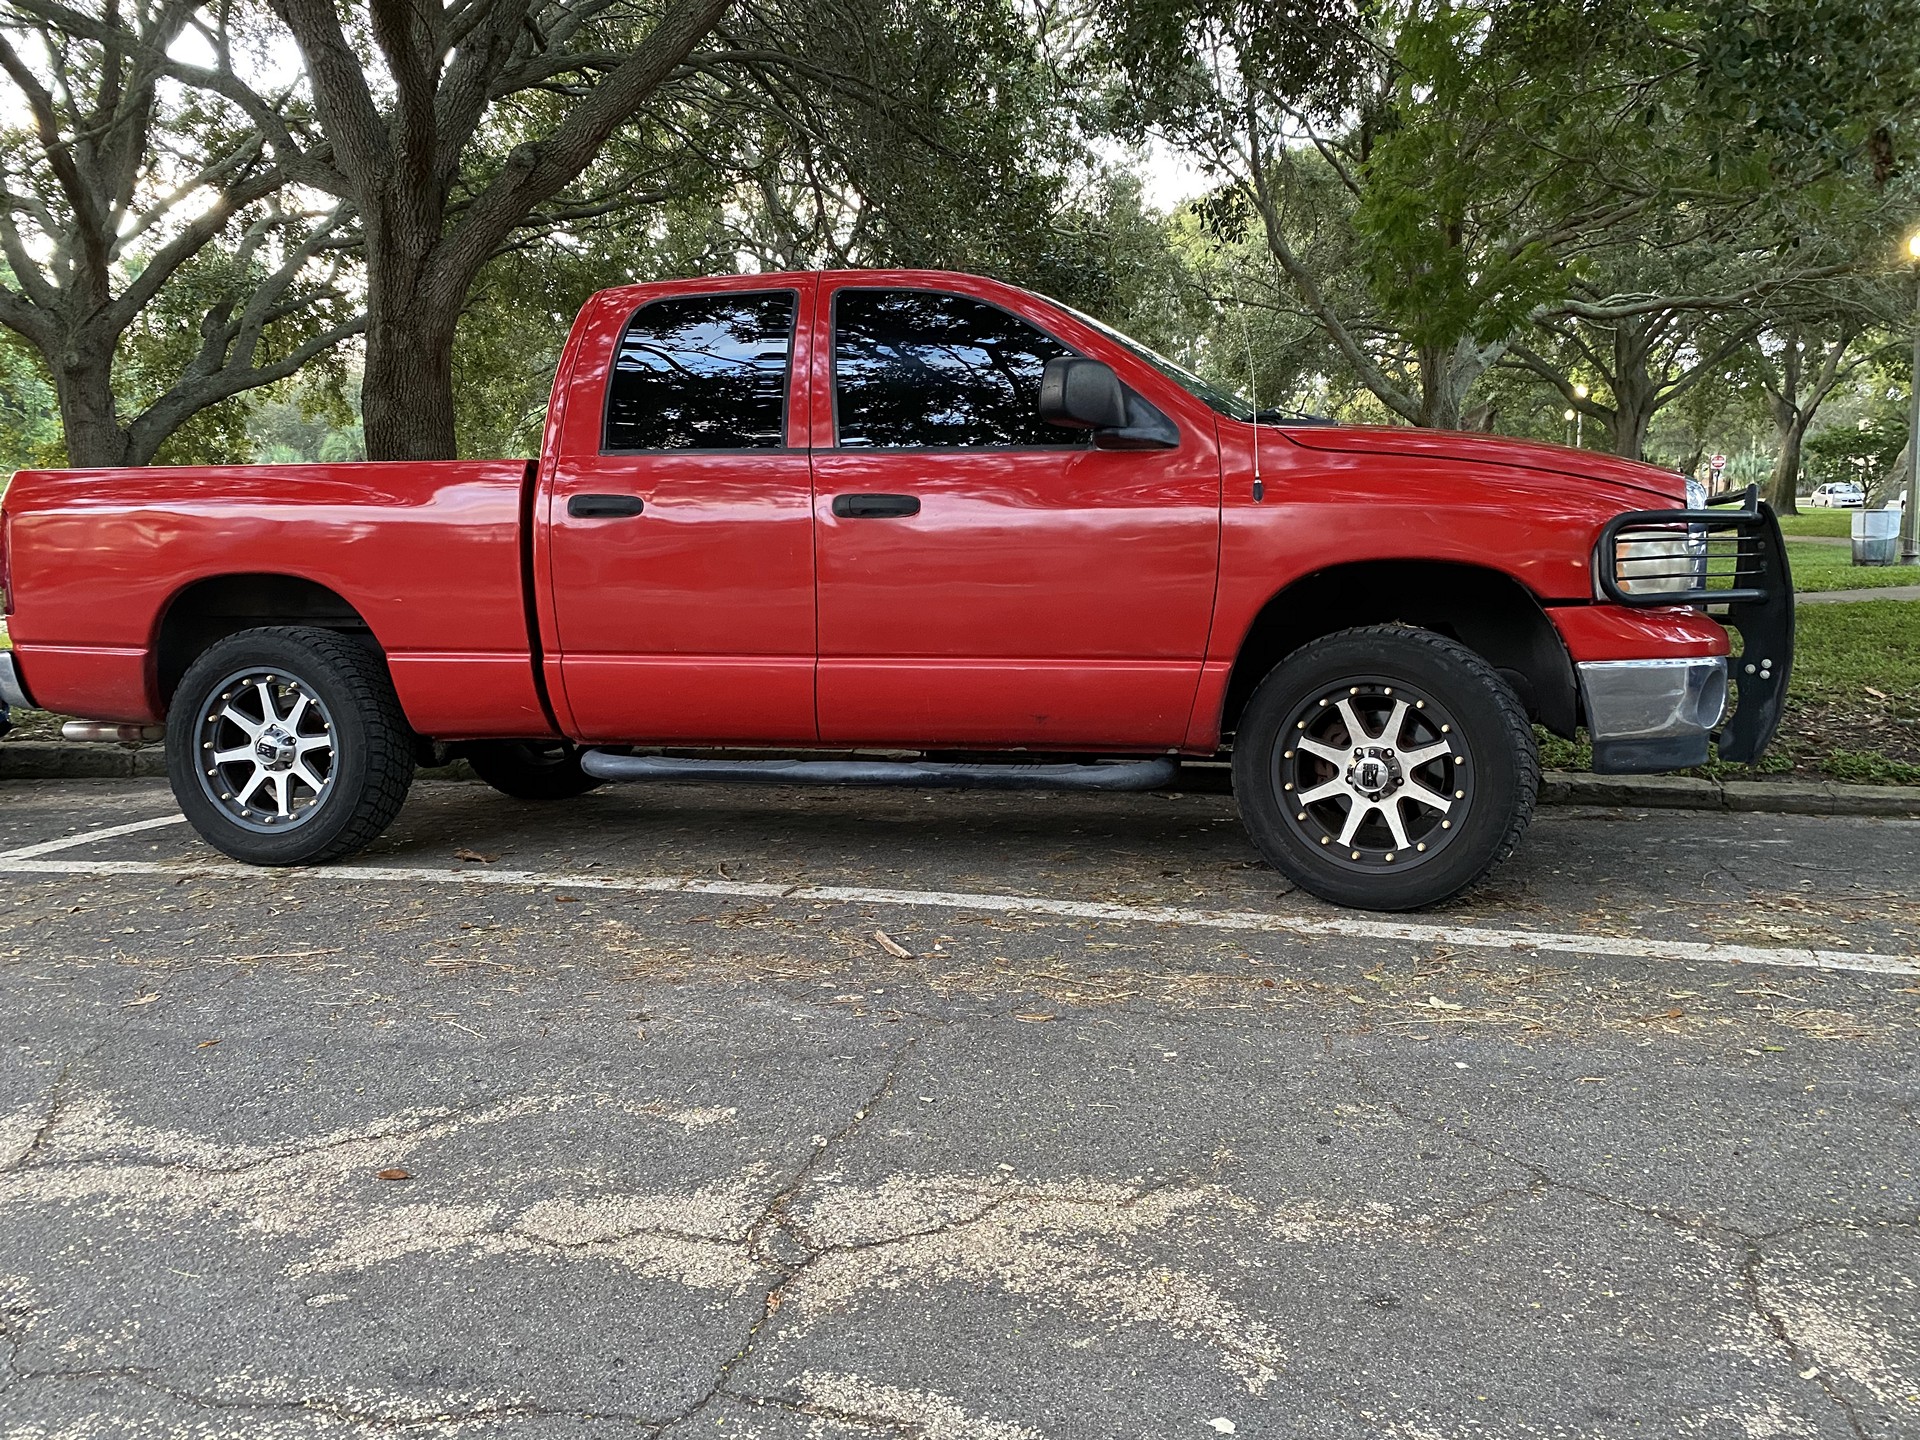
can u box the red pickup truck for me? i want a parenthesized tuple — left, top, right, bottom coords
(0, 268, 1791, 910)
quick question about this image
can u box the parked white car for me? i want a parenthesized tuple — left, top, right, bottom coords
(1807, 482, 1865, 508)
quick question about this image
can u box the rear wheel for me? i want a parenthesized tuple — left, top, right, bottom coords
(166, 626, 415, 866)
(1232, 626, 1538, 911)
(464, 740, 601, 801)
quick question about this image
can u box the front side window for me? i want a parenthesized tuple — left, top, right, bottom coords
(604, 291, 796, 451)
(833, 289, 1082, 449)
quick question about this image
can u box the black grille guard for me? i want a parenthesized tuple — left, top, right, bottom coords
(1595, 484, 1794, 765)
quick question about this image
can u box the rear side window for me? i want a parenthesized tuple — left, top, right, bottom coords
(604, 291, 797, 451)
(833, 289, 1082, 449)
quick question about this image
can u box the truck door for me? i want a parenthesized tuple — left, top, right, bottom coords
(544, 281, 818, 744)
(809, 283, 1221, 748)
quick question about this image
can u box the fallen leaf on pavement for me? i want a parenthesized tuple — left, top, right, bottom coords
(124, 993, 159, 1007)
(196, 1039, 220, 1048)
(1014, 1012, 1056, 1023)
(377, 1168, 411, 1181)
(1426, 996, 1464, 1011)
(454, 848, 498, 863)
(873, 930, 912, 958)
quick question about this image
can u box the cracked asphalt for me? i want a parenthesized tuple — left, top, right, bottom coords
(0, 775, 1917, 1440)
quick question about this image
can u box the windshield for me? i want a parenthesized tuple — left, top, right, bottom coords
(1051, 300, 1257, 422)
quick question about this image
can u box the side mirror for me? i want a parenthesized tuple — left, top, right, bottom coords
(1039, 357, 1128, 430)
(1038, 355, 1180, 450)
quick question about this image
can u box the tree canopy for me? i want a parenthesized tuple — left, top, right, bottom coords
(0, 0, 1914, 500)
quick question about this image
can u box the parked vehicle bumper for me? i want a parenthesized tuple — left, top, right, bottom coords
(0, 649, 33, 711)
(1580, 487, 1793, 771)
(1578, 657, 1728, 772)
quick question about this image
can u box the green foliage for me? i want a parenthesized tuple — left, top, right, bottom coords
(0, 337, 62, 470)
(1819, 749, 1920, 785)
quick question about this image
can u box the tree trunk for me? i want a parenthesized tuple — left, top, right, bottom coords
(52, 351, 133, 467)
(1418, 341, 1479, 430)
(1767, 422, 1806, 516)
(1609, 323, 1658, 460)
(358, 240, 462, 460)
(1873, 440, 1912, 509)
(1609, 401, 1653, 460)
(360, 305, 460, 460)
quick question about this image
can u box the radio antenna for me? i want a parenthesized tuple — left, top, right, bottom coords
(1239, 299, 1263, 502)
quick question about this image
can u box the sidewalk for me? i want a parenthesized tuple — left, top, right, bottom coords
(1798, 583, 1920, 604)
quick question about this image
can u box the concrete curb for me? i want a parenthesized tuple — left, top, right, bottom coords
(0, 741, 168, 779)
(1539, 771, 1920, 816)
(3, 740, 1916, 817)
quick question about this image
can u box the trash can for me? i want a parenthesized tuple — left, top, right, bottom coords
(1852, 507, 1900, 566)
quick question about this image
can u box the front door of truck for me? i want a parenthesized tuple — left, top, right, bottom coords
(808, 283, 1221, 748)
(544, 280, 818, 744)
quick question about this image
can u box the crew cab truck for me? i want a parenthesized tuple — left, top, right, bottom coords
(0, 269, 1793, 911)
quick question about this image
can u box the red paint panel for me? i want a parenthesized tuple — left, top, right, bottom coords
(818, 660, 1202, 749)
(385, 655, 553, 738)
(1182, 660, 1235, 752)
(3, 462, 544, 733)
(1549, 603, 1731, 662)
(1208, 424, 1643, 662)
(542, 277, 819, 744)
(808, 273, 1223, 750)
(7, 645, 151, 724)
(552, 657, 816, 745)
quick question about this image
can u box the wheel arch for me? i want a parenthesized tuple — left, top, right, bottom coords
(1218, 560, 1579, 742)
(154, 573, 378, 706)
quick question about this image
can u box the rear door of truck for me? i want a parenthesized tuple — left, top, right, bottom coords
(540, 276, 819, 743)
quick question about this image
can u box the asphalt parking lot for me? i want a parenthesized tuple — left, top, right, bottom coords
(0, 775, 1916, 1439)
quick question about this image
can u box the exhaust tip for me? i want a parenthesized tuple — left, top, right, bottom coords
(61, 721, 165, 745)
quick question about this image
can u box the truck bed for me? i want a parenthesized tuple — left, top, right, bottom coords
(2, 461, 549, 736)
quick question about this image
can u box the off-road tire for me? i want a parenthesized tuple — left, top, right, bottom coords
(464, 740, 602, 801)
(166, 626, 415, 866)
(1232, 625, 1538, 911)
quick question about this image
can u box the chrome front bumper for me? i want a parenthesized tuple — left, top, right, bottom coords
(0, 650, 32, 710)
(1578, 657, 1729, 773)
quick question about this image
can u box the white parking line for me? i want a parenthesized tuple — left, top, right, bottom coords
(1, 845, 1913, 978)
(0, 813, 189, 861)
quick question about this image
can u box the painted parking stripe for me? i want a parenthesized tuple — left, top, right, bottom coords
(1, 850, 1913, 979)
(0, 813, 190, 861)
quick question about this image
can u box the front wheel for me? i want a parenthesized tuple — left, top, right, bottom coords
(1231, 626, 1538, 911)
(166, 626, 415, 866)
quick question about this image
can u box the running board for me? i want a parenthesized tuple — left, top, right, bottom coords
(579, 753, 1180, 792)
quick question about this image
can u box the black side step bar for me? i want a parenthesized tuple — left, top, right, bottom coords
(579, 753, 1179, 792)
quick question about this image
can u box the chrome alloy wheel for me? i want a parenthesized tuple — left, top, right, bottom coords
(194, 669, 337, 832)
(1273, 680, 1469, 870)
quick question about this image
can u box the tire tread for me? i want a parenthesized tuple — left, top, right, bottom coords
(167, 626, 414, 866)
(1233, 624, 1538, 909)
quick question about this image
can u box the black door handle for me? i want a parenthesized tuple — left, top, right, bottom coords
(831, 493, 920, 519)
(568, 494, 646, 519)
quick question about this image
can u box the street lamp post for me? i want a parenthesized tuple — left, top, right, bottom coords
(1572, 383, 1588, 448)
(1904, 230, 1920, 565)
(1563, 407, 1576, 447)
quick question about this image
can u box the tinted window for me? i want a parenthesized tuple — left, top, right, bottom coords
(604, 291, 795, 451)
(834, 289, 1081, 448)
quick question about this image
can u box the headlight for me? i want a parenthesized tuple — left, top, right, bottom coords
(1613, 535, 1696, 596)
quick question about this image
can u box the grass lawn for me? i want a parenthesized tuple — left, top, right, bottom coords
(1785, 540, 1920, 594)
(1777, 509, 1859, 539)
